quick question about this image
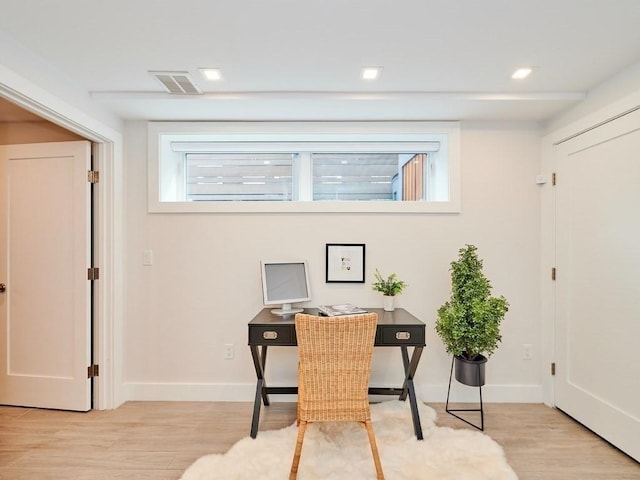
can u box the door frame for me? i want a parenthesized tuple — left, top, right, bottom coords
(540, 90, 640, 407)
(0, 79, 124, 409)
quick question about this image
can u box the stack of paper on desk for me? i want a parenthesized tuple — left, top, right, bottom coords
(317, 304, 368, 316)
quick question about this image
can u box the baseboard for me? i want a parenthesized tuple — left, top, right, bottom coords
(123, 382, 257, 402)
(123, 382, 543, 404)
(418, 384, 544, 403)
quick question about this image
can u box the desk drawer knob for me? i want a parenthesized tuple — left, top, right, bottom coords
(395, 331, 411, 340)
(263, 331, 278, 340)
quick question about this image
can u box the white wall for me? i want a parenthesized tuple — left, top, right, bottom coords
(0, 29, 122, 133)
(123, 119, 543, 403)
(544, 58, 640, 135)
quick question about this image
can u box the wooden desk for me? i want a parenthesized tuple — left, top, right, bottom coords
(248, 308, 426, 439)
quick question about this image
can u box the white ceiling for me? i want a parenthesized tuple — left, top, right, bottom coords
(1, 0, 640, 124)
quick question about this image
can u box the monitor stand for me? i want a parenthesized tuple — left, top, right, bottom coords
(271, 303, 304, 316)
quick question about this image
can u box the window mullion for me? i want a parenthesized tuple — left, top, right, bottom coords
(296, 152, 313, 201)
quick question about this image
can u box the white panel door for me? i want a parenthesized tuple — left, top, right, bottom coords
(0, 141, 91, 411)
(555, 108, 640, 462)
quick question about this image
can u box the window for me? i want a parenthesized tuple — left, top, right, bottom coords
(148, 122, 460, 213)
(186, 153, 294, 202)
(312, 153, 399, 201)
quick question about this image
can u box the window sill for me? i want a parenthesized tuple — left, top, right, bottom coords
(148, 200, 461, 214)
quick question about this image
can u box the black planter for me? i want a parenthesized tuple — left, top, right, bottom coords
(454, 354, 487, 386)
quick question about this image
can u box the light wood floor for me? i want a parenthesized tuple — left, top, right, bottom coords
(0, 401, 638, 479)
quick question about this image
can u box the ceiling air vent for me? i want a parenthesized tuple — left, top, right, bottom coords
(149, 71, 202, 95)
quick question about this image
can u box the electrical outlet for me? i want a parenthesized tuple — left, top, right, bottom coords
(522, 344, 532, 360)
(224, 344, 234, 360)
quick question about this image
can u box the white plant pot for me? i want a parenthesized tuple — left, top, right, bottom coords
(383, 295, 395, 311)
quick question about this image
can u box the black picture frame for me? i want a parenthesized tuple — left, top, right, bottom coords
(325, 243, 366, 283)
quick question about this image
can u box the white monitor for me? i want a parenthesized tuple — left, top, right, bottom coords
(260, 260, 311, 316)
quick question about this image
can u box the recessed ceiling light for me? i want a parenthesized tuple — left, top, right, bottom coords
(512, 67, 533, 80)
(199, 68, 222, 81)
(362, 67, 382, 80)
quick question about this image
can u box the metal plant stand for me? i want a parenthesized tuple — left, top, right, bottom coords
(445, 356, 484, 431)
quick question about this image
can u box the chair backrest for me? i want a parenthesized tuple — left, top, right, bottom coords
(295, 312, 378, 423)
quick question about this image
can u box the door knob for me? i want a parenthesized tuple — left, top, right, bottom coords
(0, 283, 5, 293)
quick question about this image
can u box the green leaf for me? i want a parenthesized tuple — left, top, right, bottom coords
(435, 245, 509, 358)
(371, 269, 407, 296)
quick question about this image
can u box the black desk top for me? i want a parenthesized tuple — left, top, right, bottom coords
(249, 307, 424, 326)
(249, 307, 426, 347)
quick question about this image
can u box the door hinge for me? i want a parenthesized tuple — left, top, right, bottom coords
(87, 364, 99, 378)
(88, 170, 100, 184)
(551, 267, 556, 280)
(551, 362, 556, 376)
(87, 267, 100, 281)
(552, 172, 556, 186)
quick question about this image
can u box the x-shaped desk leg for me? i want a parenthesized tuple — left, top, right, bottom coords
(250, 345, 269, 438)
(400, 346, 424, 440)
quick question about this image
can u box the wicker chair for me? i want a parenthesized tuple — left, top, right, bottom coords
(290, 313, 384, 480)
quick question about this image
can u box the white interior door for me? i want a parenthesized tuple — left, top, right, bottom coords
(555, 108, 640, 462)
(0, 141, 91, 411)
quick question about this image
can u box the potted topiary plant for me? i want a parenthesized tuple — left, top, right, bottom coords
(372, 269, 407, 311)
(435, 245, 509, 386)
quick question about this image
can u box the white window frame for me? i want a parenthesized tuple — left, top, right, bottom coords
(148, 121, 461, 213)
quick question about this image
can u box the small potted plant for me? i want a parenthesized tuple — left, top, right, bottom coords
(435, 245, 509, 386)
(372, 269, 407, 311)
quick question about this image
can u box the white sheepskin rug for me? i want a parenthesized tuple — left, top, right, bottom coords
(180, 400, 518, 480)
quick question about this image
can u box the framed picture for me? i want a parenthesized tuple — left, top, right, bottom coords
(325, 243, 366, 283)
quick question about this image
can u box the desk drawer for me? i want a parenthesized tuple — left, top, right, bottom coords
(249, 325, 296, 346)
(378, 325, 425, 346)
